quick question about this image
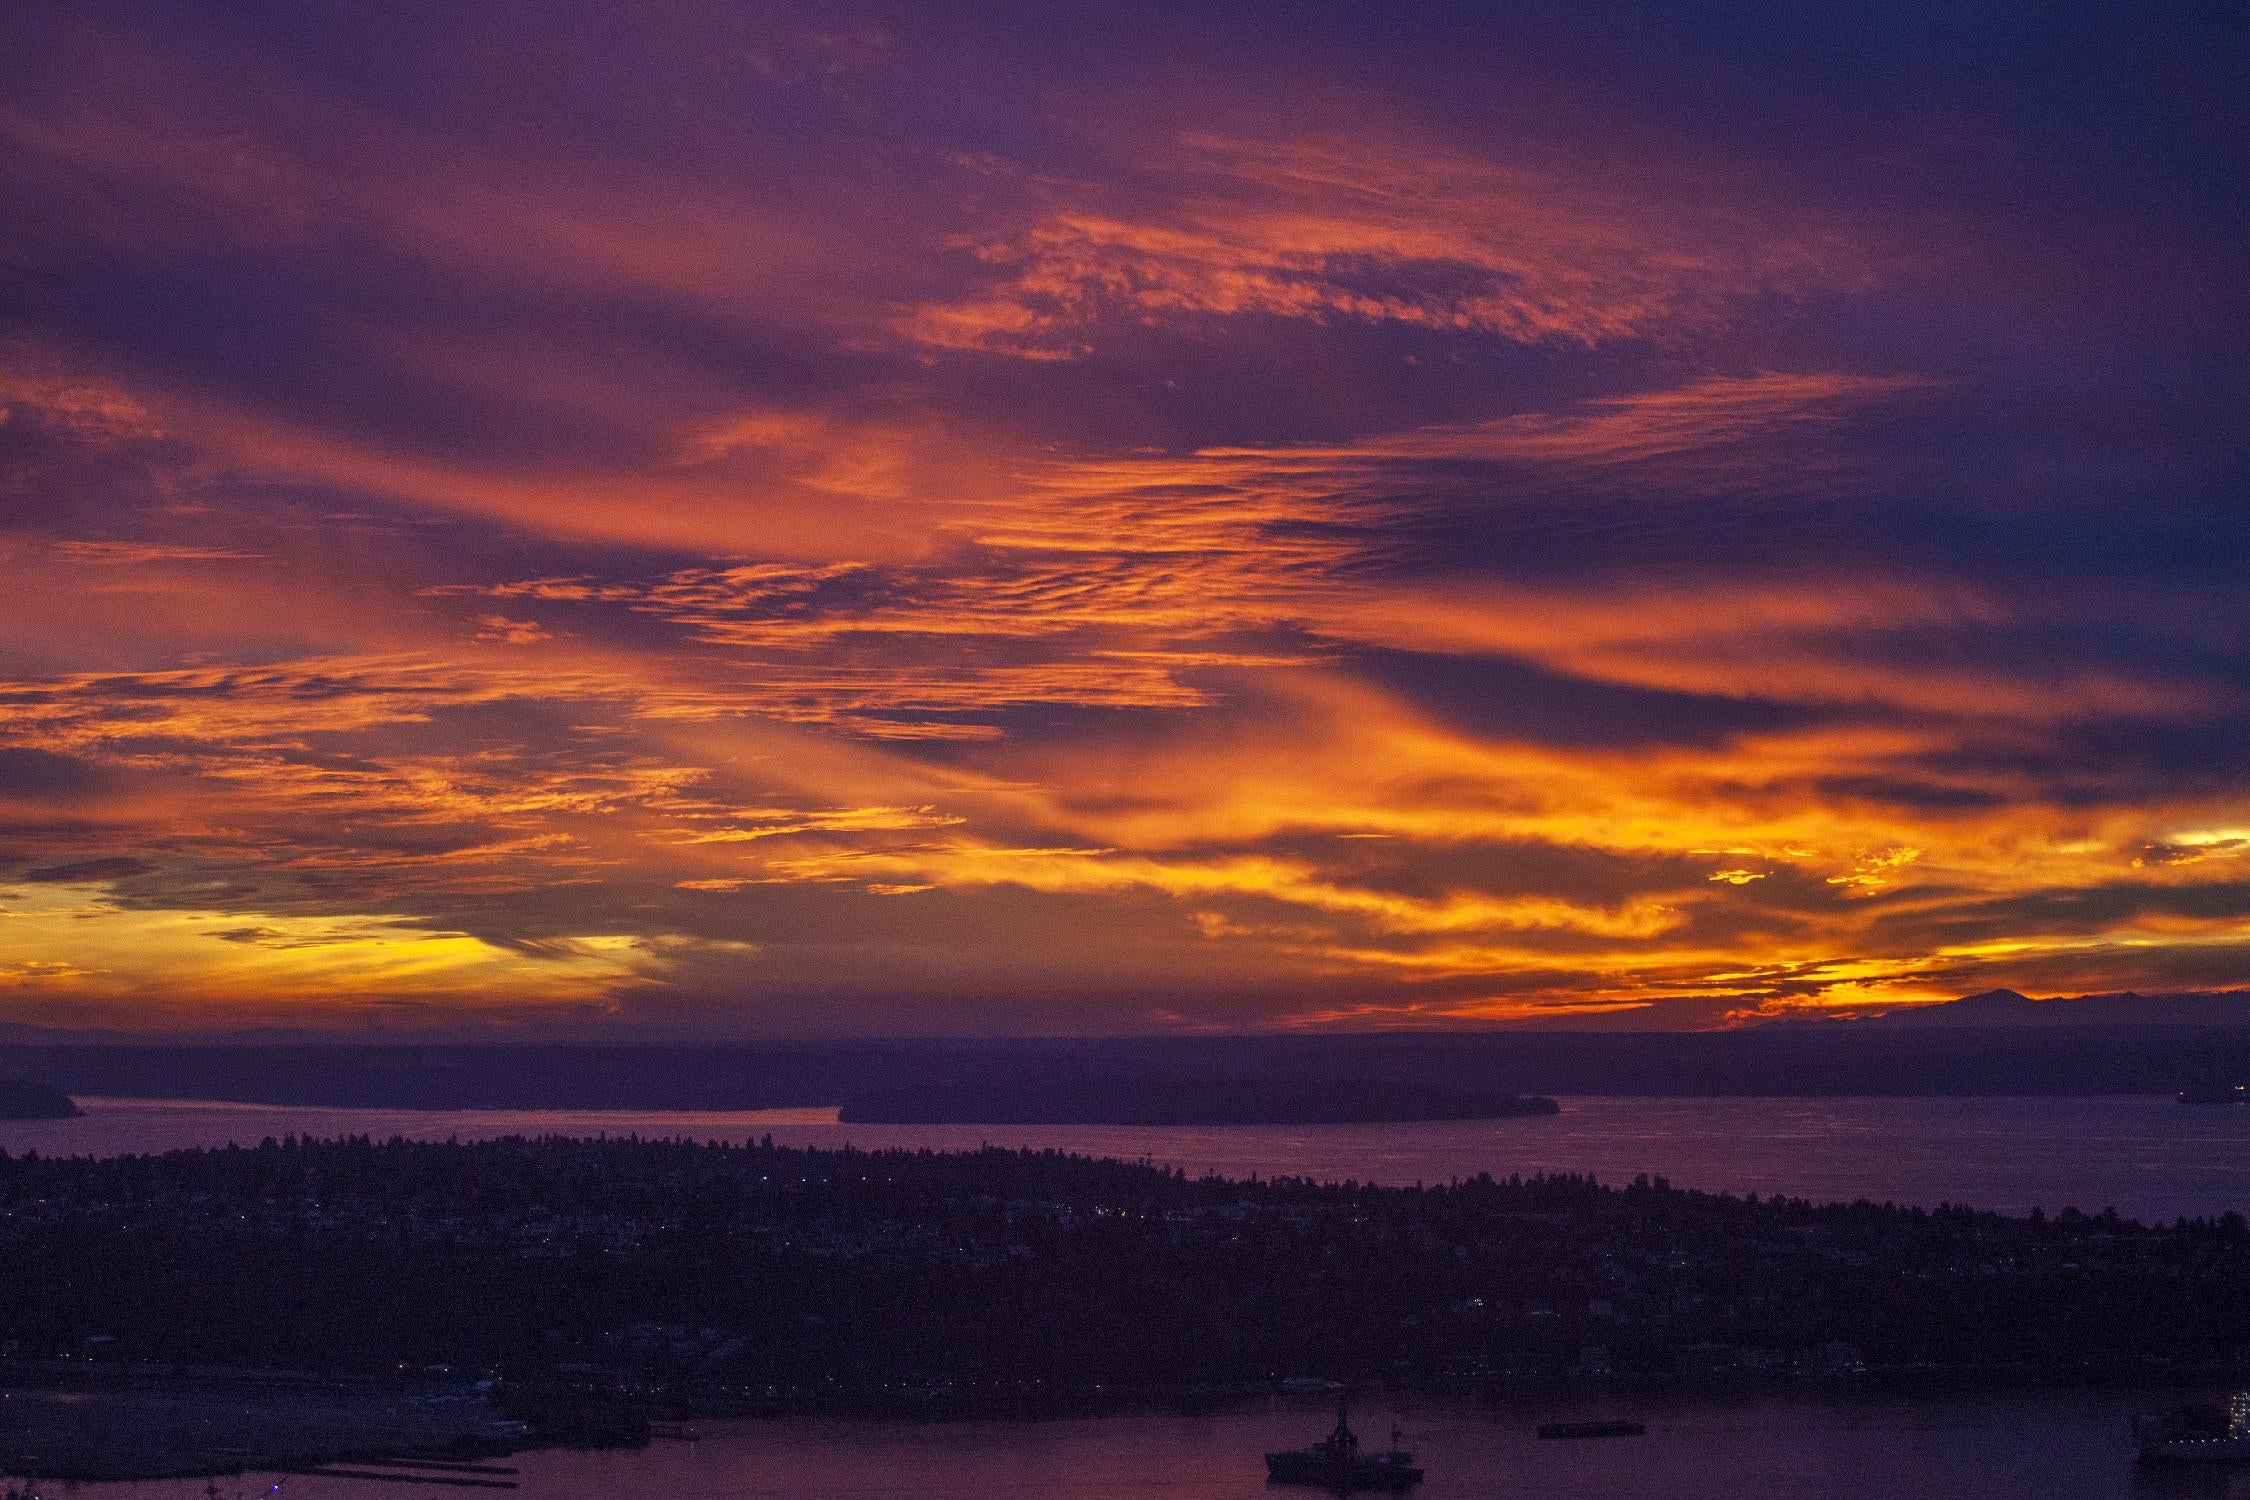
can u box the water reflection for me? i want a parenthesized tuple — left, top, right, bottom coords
(47, 1392, 2242, 1500)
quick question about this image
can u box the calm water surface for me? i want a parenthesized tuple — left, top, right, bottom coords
(5, 1094, 2250, 1221)
(52, 1394, 2250, 1500)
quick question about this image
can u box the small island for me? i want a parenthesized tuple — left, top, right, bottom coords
(840, 1077, 1560, 1125)
(0, 1079, 80, 1120)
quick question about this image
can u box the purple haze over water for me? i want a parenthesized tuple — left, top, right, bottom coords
(63, 1392, 2245, 1500)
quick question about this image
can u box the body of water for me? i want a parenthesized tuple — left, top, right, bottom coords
(54, 1392, 2250, 1500)
(10, 1102, 2250, 1497)
(5, 1093, 2250, 1221)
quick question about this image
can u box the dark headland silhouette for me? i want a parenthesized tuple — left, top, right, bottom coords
(840, 1077, 1558, 1125)
(0, 1078, 78, 1120)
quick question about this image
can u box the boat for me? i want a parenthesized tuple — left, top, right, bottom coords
(1265, 1402, 1423, 1491)
(1538, 1418, 1646, 1439)
(2177, 1083, 2248, 1105)
(2134, 1392, 2250, 1462)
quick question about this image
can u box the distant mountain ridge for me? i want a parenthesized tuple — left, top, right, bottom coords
(4, 1020, 2249, 1105)
(1848, 989, 2250, 1028)
(3, 989, 2246, 1050)
(0, 990, 2247, 1109)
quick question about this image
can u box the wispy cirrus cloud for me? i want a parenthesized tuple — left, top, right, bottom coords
(900, 132, 1903, 358)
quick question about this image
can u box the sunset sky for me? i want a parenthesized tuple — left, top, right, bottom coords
(2, 3, 2246, 1036)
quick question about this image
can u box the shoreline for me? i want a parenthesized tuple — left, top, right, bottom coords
(7, 1362, 2241, 1484)
(7, 1094, 2248, 1228)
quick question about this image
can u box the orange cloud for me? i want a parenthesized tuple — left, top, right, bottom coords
(1, 10, 2240, 1034)
(901, 133, 1901, 357)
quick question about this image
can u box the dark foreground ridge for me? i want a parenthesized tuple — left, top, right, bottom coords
(840, 1077, 1560, 1124)
(4, 1133, 2248, 1479)
(0, 1079, 78, 1120)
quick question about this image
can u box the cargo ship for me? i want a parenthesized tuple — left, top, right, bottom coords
(1265, 1403, 1423, 1491)
(2134, 1392, 2250, 1462)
